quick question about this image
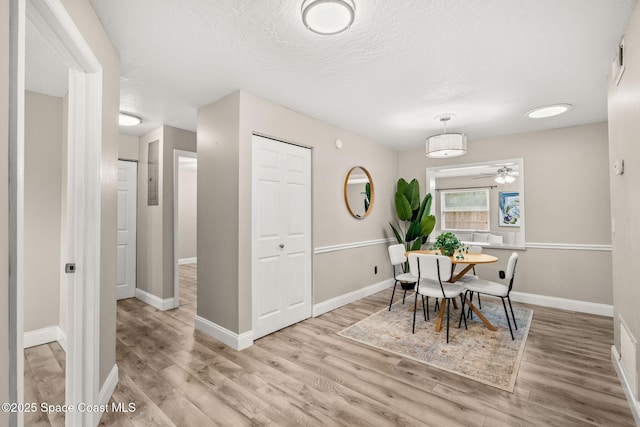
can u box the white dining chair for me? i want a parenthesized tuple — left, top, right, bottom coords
(457, 245, 483, 313)
(461, 252, 519, 340)
(387, 244, 417, 311)
(408, 253, 467, 343)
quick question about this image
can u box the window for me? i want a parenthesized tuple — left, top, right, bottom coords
(440, 189, 490, 231)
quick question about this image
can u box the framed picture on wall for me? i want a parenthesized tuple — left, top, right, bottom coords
(499, 192, 520, 227)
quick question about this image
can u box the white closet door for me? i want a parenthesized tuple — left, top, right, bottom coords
(252, 135, 312, 340)
(116, 160, 137, 300)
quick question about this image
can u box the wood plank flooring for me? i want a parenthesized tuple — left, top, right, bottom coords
(24, 264, 634, 426)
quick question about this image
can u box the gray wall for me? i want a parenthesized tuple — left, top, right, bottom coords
(1, 1, 10, 423)
(118, 133, 139, 161)
(399, 122, 613, 305)
(178, 163, 197, 260)
(608, 2, 640, 399)
(24, 90, 63, 332)
(137, 125, 196, 300)
(197, 90, 398, 334)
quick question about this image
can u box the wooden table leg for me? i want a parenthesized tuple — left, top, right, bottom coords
(464, 298, 497, 331)
(434, 299, 447, 332)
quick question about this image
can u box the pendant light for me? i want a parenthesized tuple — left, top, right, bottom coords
(426, 115, 467, 158)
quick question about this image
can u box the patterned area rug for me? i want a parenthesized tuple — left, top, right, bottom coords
(338, 296, 533, 392)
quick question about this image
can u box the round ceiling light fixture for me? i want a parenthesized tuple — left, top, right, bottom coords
(426, 115, 467, 158)
(119, 112, 142, 126)
(302, 0, 355, 35)
(526, 103, 572, 119)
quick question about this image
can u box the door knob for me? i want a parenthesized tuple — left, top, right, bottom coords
(279, 244, 285, 249)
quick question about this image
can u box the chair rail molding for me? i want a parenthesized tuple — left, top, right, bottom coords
(525, 242, 612, 251)
(314, 238, 395, 255)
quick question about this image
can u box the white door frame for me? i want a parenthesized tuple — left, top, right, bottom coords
(10, 1, 104, 426)
(173, 149, 197, 309)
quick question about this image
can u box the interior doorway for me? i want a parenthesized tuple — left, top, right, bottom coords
(10, 0, 105, 425)
(173, 150, 197, 311)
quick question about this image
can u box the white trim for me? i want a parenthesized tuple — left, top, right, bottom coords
(195, 316, 253, 351)
(179, 257, 197, 265)
(9, 2, 26, 425)
(135, 288, 177, 311)
(526, 242, 612, 251)
(23, 326, 67, 351)
(509, 291, 613, 317)
(173, 150, 197, 312)
(94, 364, 119, 426)
(313, 278, 395, 317)
(612, 346, 640, 426)
(314, 238, 394, 255)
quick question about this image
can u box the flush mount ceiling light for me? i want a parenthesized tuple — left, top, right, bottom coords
(302, 0, 355, 35)
(494, 166, 519, 184)
(119, 112, 142, 126)
(526, 103, 572, 119)
(426, 115, 467, 158)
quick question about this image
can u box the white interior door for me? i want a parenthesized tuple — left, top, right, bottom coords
(252, 135, 312, 340)
(116, 160, 137, 300)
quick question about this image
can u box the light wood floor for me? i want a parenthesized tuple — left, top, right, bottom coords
(24, 264, 634, 426)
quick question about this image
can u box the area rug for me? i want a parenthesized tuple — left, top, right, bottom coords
(338, 297, 533, 392)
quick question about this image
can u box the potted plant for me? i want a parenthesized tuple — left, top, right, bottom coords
(431, 232, 464, 257)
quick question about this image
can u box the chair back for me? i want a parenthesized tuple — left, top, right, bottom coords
(388, 244, 407, 266)
(408, 254, 452, 294)
(505, 252, 519, 292)
(468, 245, 483, 254)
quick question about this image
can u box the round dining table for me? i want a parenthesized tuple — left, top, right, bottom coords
(409, 249, 499, 332)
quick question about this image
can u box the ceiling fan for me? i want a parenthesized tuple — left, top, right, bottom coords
(472, 165, 520, 184)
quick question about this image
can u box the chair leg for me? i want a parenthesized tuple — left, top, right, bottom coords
(446, 299, 451, 343)
(467, 291, 474, 319)
(434, 298, 439, 312)
(412, 292, 418, 334)
(389, 282, 398, 311)
(422, 296, 427, 321)
(507, 296, 517, 330)
(402, 288, 407, 304)
(426, 296, 430, 321)
(458, 294, 468, 329)
(501, 297, 515, 340)
(477, 293, 482, 309)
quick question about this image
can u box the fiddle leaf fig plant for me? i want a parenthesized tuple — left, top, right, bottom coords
(389, 178, 436, 251)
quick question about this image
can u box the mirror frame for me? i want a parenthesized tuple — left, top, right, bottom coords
(344, 166, 375, 219)
(426, 158, 525, 249)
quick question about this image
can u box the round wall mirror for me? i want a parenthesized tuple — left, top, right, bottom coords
(344, 166, 375, 219)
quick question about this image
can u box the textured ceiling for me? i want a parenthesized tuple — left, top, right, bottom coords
(37, 0, 637, 150)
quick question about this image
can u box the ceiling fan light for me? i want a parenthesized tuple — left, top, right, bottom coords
(505, 175, 516, 183)
(302, 0, 355, 35)
(495, 175, 506, 184)
(426, 133, 467, 158)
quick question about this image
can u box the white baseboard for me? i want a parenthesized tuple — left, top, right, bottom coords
(313, 278, 394, 317)
(94, 364, 119, 427)
(509, 291, 613, 317)
(24, 326, 67, 351)
(178, 257, 197, 265)
(195, 316, 253, 351)
(612, 346, 640, 426)
(135, 288, 177, 311)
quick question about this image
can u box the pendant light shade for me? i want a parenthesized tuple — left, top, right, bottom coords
(426, 115, 467, 158)
(302, 0, 355, 35)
